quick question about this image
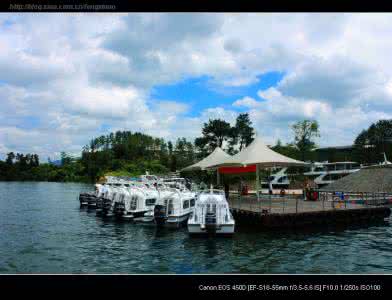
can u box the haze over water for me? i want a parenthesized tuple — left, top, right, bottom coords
(1, 182, 392, 274)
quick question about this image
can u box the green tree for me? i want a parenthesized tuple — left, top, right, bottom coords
(231, 113, 255, 152)
(6, 152, 15, 165)
(194, 136, 209, 158)
(354, 120, 392, 164)
(172, 138, 195, 170)
(16, 153, 28, 171)
(167, 141, 175, 171)
(196, 119, 232, 154)
(272, 140, 301, 160)
(1, 130, 199, 183)
(170, 155, 177, 172)
(291, 120, 320, 161)
(32, 154, 39, 167)
(61, 152, 73, 165)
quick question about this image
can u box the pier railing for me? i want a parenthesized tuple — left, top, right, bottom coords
(228, 191, 392, 215)
(319, 191, 392, 207)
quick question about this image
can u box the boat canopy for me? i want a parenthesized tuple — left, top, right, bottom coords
(181, 147, 233, 171)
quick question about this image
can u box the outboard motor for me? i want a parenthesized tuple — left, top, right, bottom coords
(113, 201, 125, 217)
(96, 196, 104, 215)
(153, 205, 167, 226)
(205, 212, 217, 234)
(87, 193, 97, 208)
(102, 197, 113, 216)
(79, 193, 89, 207)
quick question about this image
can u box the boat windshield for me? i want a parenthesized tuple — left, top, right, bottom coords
(278, 176, 288, 183)
(335, 164, 346, 171)
(314, 166, 325, 172)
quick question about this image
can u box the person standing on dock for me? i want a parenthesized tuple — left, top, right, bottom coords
(303, 179, 309, 200)
(268, 179, 273, 195)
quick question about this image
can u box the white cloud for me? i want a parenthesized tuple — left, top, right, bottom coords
(277, 55, 386, 106)
(200, 107, 238, 125)
(245, 87, 392, 147)
(232, 96, 260, 108)
(2, 13, 392, 159)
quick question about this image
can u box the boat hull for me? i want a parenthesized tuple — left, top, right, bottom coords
(79, 193, 95, 207)
(154, 213, 191, 228)
(118, 210, 148, 220)
(142, 213, 154, 223)
(165, 214, 191, 227)
(188, 223, 235, 235)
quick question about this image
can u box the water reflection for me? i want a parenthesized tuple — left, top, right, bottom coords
(152, 226, 171, 238)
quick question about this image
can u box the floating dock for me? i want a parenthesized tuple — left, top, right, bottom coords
(228, 194, 391, 229)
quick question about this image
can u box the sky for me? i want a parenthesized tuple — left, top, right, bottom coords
(2, 13, 392, 160)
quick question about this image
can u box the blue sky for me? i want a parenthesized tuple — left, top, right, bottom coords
(150, 72, 285, 117)
(1, 13, 392, 160)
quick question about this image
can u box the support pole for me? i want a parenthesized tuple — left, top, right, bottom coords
(217, 168, 221, 186)
(256, 164, 260, 201)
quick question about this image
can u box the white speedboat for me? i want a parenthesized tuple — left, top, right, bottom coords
(142, 183, 174, 223)
(111, 183, 159, 220)
(258, 161, 363, 190)
(187, 188, 235, 236)
(153, 187, 196, 228)
(94, 183, 110, 213)
(314, 158, 391, 186)
(79, 183, 104, 208)
(99, 183, 124, 217)
(93, 176, 197, 224)
(161, 177, 191, 189)
(304, 161, 361, 187)
(260, 167, 290, 189)
(140, 173, 162, 185)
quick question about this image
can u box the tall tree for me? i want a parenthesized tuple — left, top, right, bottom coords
(16, 153, 28, 170)
(172, 138, 195, 170)
(231, 113, 255, 152)
(354, 119, 392, 164)
(61, 152, 73, 165)
(6, 152, 15, 165)
(196, 119, 232, 154)
(194, 136, 209, 158)
(291, 120, 320, 161)
(272, 140, 301, 160)
(33, 154, 40, 167)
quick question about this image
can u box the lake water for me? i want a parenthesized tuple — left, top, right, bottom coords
(1, 182, 392, 274)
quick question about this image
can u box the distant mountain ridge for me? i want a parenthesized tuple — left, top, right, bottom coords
(49, 159, 62, 166)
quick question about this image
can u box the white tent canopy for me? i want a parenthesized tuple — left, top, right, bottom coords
(181, 147, 233, 171)
(204, 137, 308, 192)
(230, 137, 307, 167)
(181, 137, 308, 191)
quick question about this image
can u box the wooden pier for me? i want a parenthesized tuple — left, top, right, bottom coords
(228, 194, 391, 229)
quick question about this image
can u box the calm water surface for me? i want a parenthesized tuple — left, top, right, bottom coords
(1, 182, 392, 274)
